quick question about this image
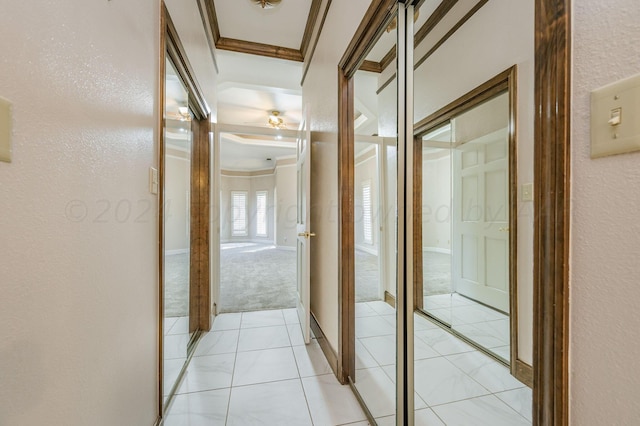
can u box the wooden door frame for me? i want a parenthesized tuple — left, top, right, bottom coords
(158, 2, 212, 419)
(337, 0, 570, 424)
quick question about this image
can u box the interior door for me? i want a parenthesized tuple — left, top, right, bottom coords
(452, 128, 510, 312)
(296, 105, 312, 344)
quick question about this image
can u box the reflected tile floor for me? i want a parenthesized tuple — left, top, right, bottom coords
(354, 301, 532, 425)
(424, 293, 511, 360)
(164, 308, 368, 426)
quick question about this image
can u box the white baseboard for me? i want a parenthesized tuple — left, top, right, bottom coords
(165, 248, 188, 255)
(423, 246, 451, 255)
(355, 244, 378, 256)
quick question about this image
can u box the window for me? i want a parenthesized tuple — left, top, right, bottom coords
(231, 191, 248, 236)
(362, 180, 373, 244)
(256, 191, 268, 237)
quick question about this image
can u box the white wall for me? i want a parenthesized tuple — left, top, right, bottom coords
(422, 151, 452, 252)
(303, 0, 371, 351)
(275, 164, 298, 248)
(0, 1, 159, 424)
(570, 0, 640, 423)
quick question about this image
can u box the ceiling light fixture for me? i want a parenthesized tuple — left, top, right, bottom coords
(251, 0, 282, 10)
(268, 111, 286, 129)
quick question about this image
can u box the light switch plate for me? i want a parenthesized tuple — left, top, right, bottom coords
(522, 183, 534, 201)
(591, 73, 640, 158)
(0, 96, 12, 163)
(149, 167, 158, 195)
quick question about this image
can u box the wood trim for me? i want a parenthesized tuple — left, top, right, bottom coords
(414, 0, 489, 71)
(216, 37, 303, 62)
(197, 0, 220, 73)
(376, 74, 396, 95)
(379, 46, 396, 71)
(165, 4, 210, 118)
(516, 359, 534, 388)
(375, 0, 458, 74)
(337, 71, 355, 384)
(414, 67, 511, 137)
(384, 290, 396, 308)
(359, 60, 382, 73)
(201, 0, 220, 44)
(301, 0, 322, 57)
(189, 116, 212, 333)
(310, 312, 339, 376)
(301, 0, 332, 85)
(158, 5, 167, 418)
(413, 136, 423, 311)
(533, 0, 571, 424)
(338, 0, 397, 79)
(415, 0, 458, 47)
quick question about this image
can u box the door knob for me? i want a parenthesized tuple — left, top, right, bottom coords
(499, 227, 510, 232)
(298, 231, 316, 238)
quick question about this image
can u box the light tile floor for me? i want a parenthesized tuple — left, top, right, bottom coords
(424, 293, 511, 361)
(163, 308, 369, 426)
(355, 300, 532, 425)
(164, 304, 531, 425)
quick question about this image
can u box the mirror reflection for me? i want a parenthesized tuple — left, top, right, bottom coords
(163, 57, 193, 405)
(353, 9, 398, 422)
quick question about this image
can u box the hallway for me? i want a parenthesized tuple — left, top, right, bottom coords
(164, 309, 368, 425)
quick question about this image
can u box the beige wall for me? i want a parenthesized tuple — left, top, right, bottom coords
(303, 0, 371, 351)
(275, 164, 298, 248)
(165, 152, 190, 252)
(570, 0, 640, 423)
(0, 1, 160, 424)
(0, 0, 217, 424)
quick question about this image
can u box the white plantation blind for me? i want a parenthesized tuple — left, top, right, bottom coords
(231, 191, 247, 236)
(362, 180, 373, 244)
(256, 191, 267, 237)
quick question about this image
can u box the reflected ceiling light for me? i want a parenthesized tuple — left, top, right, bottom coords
(268, 111, 286, 129)
(178, 106, 191, 121)
(386, 9, 420, 33)
(251, 0, 282, 9)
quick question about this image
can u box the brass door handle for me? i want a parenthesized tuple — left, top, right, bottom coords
(298, 231, 316, 238)
(499, 227, 510, 232)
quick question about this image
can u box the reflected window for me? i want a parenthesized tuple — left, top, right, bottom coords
(231, 191, 248, 236)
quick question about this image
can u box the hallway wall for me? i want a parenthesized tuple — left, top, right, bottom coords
(303, 0, 371, 351)
(0, 0, 217, 424)
(570, 0, 640, 423)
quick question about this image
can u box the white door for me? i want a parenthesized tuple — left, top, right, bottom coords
(452, 128, 510, 312)
(296, 105, 312, 344)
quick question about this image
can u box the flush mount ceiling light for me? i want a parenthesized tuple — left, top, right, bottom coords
(251, 0, 282, 10)
(268, 111, 286, 129)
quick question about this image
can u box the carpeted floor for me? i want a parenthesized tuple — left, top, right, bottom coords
(219, 243, 296, 313)
(165, 253, 189, 318)
(164, 246, 453, 317)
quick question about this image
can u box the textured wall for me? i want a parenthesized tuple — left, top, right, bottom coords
(303, 0, 371, 351)
(0, 1, 159, 424)
(570, 0, 640, 423)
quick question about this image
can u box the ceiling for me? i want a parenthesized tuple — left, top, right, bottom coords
(195, 0, 474, 171)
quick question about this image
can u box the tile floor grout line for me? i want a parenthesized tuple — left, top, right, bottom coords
(223, 311, 244, 425)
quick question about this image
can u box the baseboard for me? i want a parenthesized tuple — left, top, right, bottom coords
(423, 246, 451, 255)
(276, 245, 296, 251)
(310, 312, 339, 378)
(165, 248, 188, 255)
(384, 291, 396, 308)
(514, 359, 533, 388)
(355, 244, 378, 256)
